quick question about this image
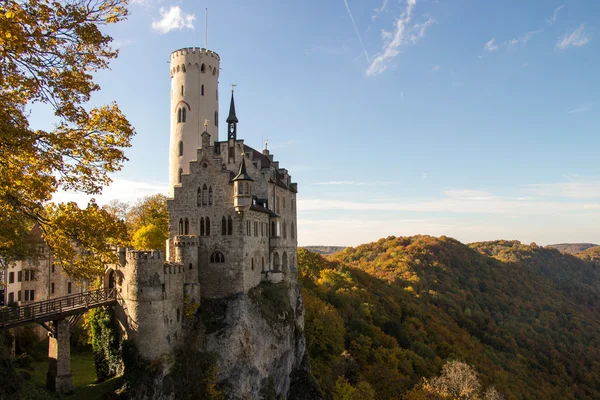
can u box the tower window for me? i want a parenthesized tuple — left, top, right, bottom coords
(201, 85, 204, 96)
(245, 182, 249, 194)
(221, 216, 227, 235)
(209, 187, 213, 205)
(200, 217, 205, 236)
(251, 258, 254, 271)
(206, 217, 211, 236)
(179, 218, 183, 235)
(202, 184, 208, 206)
(197, 187, 202, 206)
(201, 63, 206, 73)
(178, 168, 183, 184)
(181, 64, 186, 73)
(210, 251, 225, 263)
(214, 111, 218, 126)
(178, 140, 183, 156)
(181, 85, 184, 96)
(177, 108, 182, 123)
(228, 216, 233, 235)
(182, 107, 186, 122)
(184, 218, 189, 235)
(213, 68, 216, 76)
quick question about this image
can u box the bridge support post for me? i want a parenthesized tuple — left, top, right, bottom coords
(46, 319, 73, 393)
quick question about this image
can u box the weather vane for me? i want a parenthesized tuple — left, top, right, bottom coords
(231, 83, 237, 92)
(265, 140, 268, 150)
(204, 119, 209, 128)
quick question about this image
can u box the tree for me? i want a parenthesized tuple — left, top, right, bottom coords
(132, 224, 166, 251)
(0, 0, 134, 277)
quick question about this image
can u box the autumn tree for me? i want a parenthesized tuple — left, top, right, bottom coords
(0, 0, 134, 279)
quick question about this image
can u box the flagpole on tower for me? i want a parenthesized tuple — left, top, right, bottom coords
(205, 8, 208, 49)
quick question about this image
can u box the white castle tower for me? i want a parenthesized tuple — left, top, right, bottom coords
(169, 47, 220, 196)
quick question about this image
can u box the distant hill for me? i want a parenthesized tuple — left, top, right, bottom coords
(301, 246, 346, 255)
(299, 236, 600, 399)
(546, 243, 598, 254)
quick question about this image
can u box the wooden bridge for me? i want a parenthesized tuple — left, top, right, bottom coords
(0, 288, 117, 331)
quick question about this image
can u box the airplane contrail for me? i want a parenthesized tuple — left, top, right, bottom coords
(342, 0, 370, 63)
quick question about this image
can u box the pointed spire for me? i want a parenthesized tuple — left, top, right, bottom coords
(232, 154, 253, 181)
(226, 90, 238, 124)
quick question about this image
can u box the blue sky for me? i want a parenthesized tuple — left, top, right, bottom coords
(48, 0, 600, 246)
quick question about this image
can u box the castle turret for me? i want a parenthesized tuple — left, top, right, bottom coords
(169, 47, 220, 196)
(233, 157, 253, 213)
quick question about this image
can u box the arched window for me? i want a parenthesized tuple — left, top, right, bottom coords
(197, 187, 202, 206)
(189, 263, 193, 270)
(178, 140, 183, 156)
(181, 85, 184, 96)
(201, 63, 206, 73)
(176, 65, 180, 72)
(221, 216, 227, 235)
(177, 108, 182, 123)
(251, 258, 254, 271)
(214, 111, 218, 126)
(245, 182, 249, 194)
(206, 217, 211, 236)
(182, 64, 186, 73)
(291, 222, 295, 239)
(271, 221, 276, 237)
(178, 168, 183, 184)
(273, 252, 280, 272)
(227, 216, 233, 235)
(179, 218, 183, 235)
(208, 187, 213, 205)
(262, 257, 265, 272)
(181, 107, 186, 122)
(200, 217, 205, 236)
(209, 251, 224, 263)
(202, 184, 208, 206)
(201, 85, 204, 96)
(184, 218, 189, 235)
(282, 252, 288, 270)
(213, 68, 216, 76)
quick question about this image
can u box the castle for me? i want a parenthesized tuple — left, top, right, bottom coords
(111, 47, 299, 361)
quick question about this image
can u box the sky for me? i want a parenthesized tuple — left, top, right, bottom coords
(45, 0, 600, 247)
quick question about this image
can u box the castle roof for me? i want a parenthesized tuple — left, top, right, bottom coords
(226, 92, 238, 124)
(232, 157, 253, 181)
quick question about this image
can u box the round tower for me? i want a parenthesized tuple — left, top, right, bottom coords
(169, 47, 220, 196)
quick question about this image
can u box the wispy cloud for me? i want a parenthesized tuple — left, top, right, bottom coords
(314, 180, 400, 186)
(484, 30, 540, 52)
(547, 5, 564, 25)
(372, 0, 390, 21)
(52, 178, 168, 206)
(152, 6, 195, 34)
(525, 181, 600, 199)
(367, 0, 434, 76)
(568, 103, 592, 114)
(484, 38, 498, 52)
(556, 25, 590, 49)
(342, 0, 371, 63)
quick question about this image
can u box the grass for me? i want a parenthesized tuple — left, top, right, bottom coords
(30, 339, 123, 399)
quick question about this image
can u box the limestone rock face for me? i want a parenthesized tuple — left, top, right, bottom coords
(196, 280, 308, 399)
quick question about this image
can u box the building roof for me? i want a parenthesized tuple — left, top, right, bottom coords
(243, 144, 271, 169)
(232, 157, 253, 181)
(226, 91, 238, 124)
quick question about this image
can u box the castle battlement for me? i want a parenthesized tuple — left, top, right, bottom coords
(170, 47, 220, 60)
(125, 249, 164, 261)
(174, 235, 199, 247)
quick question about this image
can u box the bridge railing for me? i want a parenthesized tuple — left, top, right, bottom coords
(0, 288, 117, 329)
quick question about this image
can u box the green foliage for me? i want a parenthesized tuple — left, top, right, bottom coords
(249, 281, 293, 326)
(288, 364, 325, 400)
(165, 349, 224, 400)
(121, 339, 159, 399)
(87, 306, 122, 381)
(198, 298, 229, 335)
(300, 236, 600, 399)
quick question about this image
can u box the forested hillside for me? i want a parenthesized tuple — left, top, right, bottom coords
(299, 236, 600, 400)
(546, 243, 598, 254)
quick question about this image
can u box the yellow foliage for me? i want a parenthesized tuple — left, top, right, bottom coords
(0, 0, 133, 276)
